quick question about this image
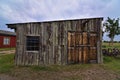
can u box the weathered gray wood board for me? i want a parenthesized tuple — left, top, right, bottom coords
(7, 17, 103, 65)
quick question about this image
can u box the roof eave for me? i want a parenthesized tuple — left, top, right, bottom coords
(6, 24, 16, 29)
(6, 17, 103, 25)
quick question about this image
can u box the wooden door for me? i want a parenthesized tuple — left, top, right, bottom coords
(67, 32, 89, 64)
(89, 33, 97, 63)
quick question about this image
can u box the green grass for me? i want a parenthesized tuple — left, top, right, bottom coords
(30, 64, 90, 72)
(0, 54, 90, 73)
(103, 56, 120, 73)
(0, 54, 14, 73)
(102, 42, 120, 49)
(0, 53, 120, 75)
(0, 54, 120, 80)
(30, 57, 120, 73)
(0, 48, 15, 51)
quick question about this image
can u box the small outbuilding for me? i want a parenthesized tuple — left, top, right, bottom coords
(0, 30, 16, 48)
(7, 17, 103, 65)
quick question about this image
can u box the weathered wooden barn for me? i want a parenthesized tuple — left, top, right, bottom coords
(7, 17, 103, 65)
(0, 30, 16, 48)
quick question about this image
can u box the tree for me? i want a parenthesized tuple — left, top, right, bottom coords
(103, 17, 120, 46)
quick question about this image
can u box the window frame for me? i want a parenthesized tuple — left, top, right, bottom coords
(3, 37, 10, 45)
(26, 36, 39, 51)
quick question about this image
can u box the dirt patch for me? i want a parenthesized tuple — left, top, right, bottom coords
(0, 65, 120, 80)
(60, 66, 120, 80)
(0, 74, 17, 80)
(0, 50, 15, 54)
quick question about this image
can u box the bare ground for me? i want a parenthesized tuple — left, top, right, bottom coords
(0, 65, 120, 80)
(0, 50, 15, 54)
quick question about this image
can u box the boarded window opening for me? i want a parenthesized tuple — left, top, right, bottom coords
(26, 36, 39, 51)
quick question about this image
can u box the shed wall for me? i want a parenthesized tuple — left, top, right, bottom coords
(11, 18, 102, 65)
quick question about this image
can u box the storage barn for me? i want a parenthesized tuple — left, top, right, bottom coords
(7, 17, 103, 65)
(0, 30, 16, 48)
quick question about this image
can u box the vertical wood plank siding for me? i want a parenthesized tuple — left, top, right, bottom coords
(7, 18, 103, 65)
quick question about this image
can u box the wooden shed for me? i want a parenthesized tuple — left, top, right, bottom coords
(7, 17, 103, 65)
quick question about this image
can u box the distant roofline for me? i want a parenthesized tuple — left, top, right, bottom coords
(0, 30, 16, 36)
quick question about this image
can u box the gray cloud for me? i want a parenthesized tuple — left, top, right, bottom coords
(0, 0, 120, 40)
(0, 0, 119, 23)
(0, 0, 117, 23)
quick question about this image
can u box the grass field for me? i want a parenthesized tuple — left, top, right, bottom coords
(0, 48, 15, 51)
(102, 42, 120, 49)
(0, 54, 120, 80)
(0, 54, 14, 73)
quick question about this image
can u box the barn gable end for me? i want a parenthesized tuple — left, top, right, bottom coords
(7, 17, 103, 65)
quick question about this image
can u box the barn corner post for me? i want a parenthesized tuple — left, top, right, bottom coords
(100, 18, 103, 63)
(97, 18, 103, 64)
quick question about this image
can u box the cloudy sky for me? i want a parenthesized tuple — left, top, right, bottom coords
(0, 0, 120, 41)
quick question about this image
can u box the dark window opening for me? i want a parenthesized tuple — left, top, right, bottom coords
(26, 36, 39, 51)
